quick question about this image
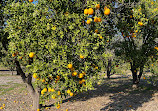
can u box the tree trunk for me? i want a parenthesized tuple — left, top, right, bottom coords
(130, 61, 139, 88)
(14, 59, 41, 110)
(107, 59, 112, 79)
(138, 65, 144, 82)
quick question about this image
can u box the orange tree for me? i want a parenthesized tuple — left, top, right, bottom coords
(113, 0, 158, 86)
(3, 0, 114, 110)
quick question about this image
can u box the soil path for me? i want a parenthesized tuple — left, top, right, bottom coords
(0, 70, 158, 111)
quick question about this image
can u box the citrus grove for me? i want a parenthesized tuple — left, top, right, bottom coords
(1, 0, 158, 110)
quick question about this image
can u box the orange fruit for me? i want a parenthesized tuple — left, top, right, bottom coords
(82, 79, 85, 83)
(72, 71, 77, 76)
(29, 52, 35, 58)
(97, 17, 102, 22)
(52, 95, 56, 99)
(82, 71, 86, 75)
(95, 29, 99, 33)
(143, 77, 146, 79)
(67, 89, 71, 94)
(70, 92, 73, 96)
(48, 88, 52, 92)
(78, 73, 84, 78)
(58, 91, 61, 95)
(33, 73, 37, 78)
(19, 56, 23, 59)
(154, 47, 158, 50)
(80, 55, 84, 59)
(88, 8, 94, 15)
(56, 75, 60, 80)
(43, 88, 47, 92)
(56, 104, 60, 109)
(42, 79, 45, 83)
(99, 36, 103, 39)
(37, 109, 40, 111)
(29, 0, 33, 2)
(94, 66, 98, 69)
(84, 9, 88, 15)
(12, 53, 16, 57)
(79, 80, 82, 84)
(138, 21, 143, 26)
(87, 20, 91, 24)
(67, 64, 73, 69)
(96, 4, 100, 9)
(104, 8, 110, 15)
(94, 17, 98, 22)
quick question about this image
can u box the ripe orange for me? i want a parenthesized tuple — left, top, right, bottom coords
(104, 8, 110, 15)
(78, 73, 84, 78)
(33, 73, 37, 78)
(94, 66, 98, 69)
(42, 79, 45, 83)
(99, 36, 103, 39)
(80, 55, 84, 59)
(72, 71, 77, 76)
(67, 89, 71, 94)
(96, 4, 100, 9)
(154, 47, 158, 50)
(58, 91, 61, 95)
(67, 64, 73, 69)
(43, 88, 47, 92)
(84, 9, 88, 15)
(88, 8, 94, 15)
(29, 52, 35, 58)
(56, 104, 60, 109)
(52, 95, 56, 99)
(56, 75, 60, 80)
(82, 79, 85, 83)
(94, 17, 98, 22)
(37, 109, 40, 111)
(95, 29, 99, 33)
(138, 21, 143, 26)
(19, 56, 23, 59)
(79, 80, 82, 84)
(70, 92, 73, 96)
(29, 0, 33, 2)
(97, 17, 102, 22)
(48, 88, 52, 92)
(82, 71, 86, 75)
(87, 20, 91, 24)
(12, 53, 16, 57)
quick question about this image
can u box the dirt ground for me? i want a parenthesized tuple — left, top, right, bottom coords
(0, 69, 158, 111)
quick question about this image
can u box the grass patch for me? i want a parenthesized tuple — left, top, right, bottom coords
(0, 74, 11, 77)
(0, 83, 24, 95)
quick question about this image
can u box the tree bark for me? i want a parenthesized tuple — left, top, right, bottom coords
(107, 59, 112, 79)
(14, 59, 41, 110)
(130, 61, 139, 88)
(138, 65, 144, 82)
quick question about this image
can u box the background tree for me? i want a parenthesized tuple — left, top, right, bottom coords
(113, 0, 158, 87)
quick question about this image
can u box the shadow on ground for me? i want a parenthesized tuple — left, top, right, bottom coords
(44, 76, 158, 111)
